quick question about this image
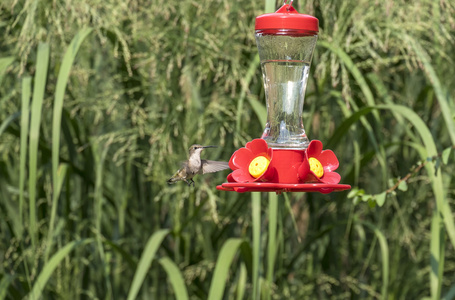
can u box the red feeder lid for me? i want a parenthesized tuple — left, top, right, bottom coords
(255, 2, 318, 34)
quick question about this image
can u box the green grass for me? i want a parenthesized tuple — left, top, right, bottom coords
(0, 0, 454, 299)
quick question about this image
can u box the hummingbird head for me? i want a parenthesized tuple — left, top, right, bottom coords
(189, 144, 217, 156)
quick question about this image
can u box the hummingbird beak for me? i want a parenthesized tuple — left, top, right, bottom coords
(202, 145, 217, 149)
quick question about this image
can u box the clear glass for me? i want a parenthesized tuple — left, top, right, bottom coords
(256, 30, 317, 149)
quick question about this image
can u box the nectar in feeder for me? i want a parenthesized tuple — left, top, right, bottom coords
(255, 1, 318, 149)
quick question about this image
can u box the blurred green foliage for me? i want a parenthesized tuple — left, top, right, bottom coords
(0, 0, 454, 299)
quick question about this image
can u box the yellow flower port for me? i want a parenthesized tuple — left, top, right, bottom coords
(249, 156, 270, 178)
(308, 157, 324, 178)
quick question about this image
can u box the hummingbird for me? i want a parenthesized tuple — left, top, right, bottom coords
(167, 145, 230, 186)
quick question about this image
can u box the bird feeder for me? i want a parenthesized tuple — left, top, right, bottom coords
(217, 2, 350, 194)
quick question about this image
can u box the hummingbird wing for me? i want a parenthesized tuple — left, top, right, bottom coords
(201, 160, 230, 174)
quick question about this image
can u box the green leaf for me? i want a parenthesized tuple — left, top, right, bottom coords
(102, 238, 137, 269)
(283, 193, 301, 241)
(27, 239, 93, 299)
(236, 263, 247, 300)
(441, 284, 455, 300)
(326, 106, 375, 150)
(19, 76, 31, 234)
(375, 192, 387, 207)
(442, 147, 452, 165)
(0, 275, 14, 300)
(347, 188, 364, 198)
(127, 229, 170, 300)
(360, 221, 389, 300)
(237, 54, 261, 134)
(0, 112, 20, 137)
(158, 257, 189, 300)
(352, 196, 360, 205)
(247, 95, 267, 127)
(44, 164, 69, 263)
(0, 56, 14, 85)
(368, 198, 376, 208)
(52, 28, 93, 209)
(434, 159, 441, 176)
(266, 192, 278, 300)
(430, 208, 444, 300)
(374, 104, 455, 299)
(264, 0, 276, 13)
(207, 238, 246, 300)
(361, 194, 372, 202)
(28, 42, 50, 249)
(376, 105, 455, 251)
(347, 188, 359, 198)
(398, 181, 408, 192)
(251, 193, 261, 300)
(406, 36, 455, 145)
(318, 41, 376, 109)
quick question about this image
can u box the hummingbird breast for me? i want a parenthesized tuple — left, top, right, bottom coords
(187, 156, 202, 175)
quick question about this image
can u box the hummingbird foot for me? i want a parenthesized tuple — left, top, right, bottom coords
(185, 179, 195, 187)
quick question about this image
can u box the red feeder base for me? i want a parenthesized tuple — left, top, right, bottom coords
(217, 182, 351, 194)
(219, 139, 351, 194)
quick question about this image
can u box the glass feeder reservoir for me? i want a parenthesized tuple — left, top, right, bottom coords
(256, 2, 318, 149)
(217, 2, 350, 193)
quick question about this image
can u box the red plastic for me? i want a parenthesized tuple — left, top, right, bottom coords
(255, 3, 318, 34)
(219, 139, 350, 194)
(216, 183, 351, 194)
(269, 150, 304, 183)
(228, 139, 275, 183)
(298, 140, 341, 184)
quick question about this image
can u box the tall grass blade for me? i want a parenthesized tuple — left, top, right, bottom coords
(0, 56, 14, 85)
(376, 104, 455, 250)
(158, 257, 189, 300)
(247, 95, 267, 128)
(329, 103, 454, 298)
(430, 208, 444, 300)
(236, 54, 261, 138)
(1, 0, 454, 298)
(28, 42, 50, 249)
(265, 193, 278, 300)
(252, 193, 261, 300)
(0, 112, 20, 137)
(182, 66, 202, 136)
(377, 104, 454, 298)
(127, 229, 170, 300)
(207, 238, 245, 300)
(343, 104, 455, 250)
(318, 41, 376, 109)
(360, 221, 389, 300)
(93, 140, 111, 295)
(27, 239, 93, 300)
(102, 238, 137, 269)
(44, 164, 68, 263)
(52, 27, 93, 216)
(283, 193, 301, 240)
(19, 76, 31, 230)
(327, 106, 375, 148)
(2, 196, 24, 241)
(406, 36, 455, 145)
(236, 263, 247, 300)
(264, 0, 276, 13)
(0, 275, 14, 300)
(442, 285, 455, 300)
(319, 40, 388, 187)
